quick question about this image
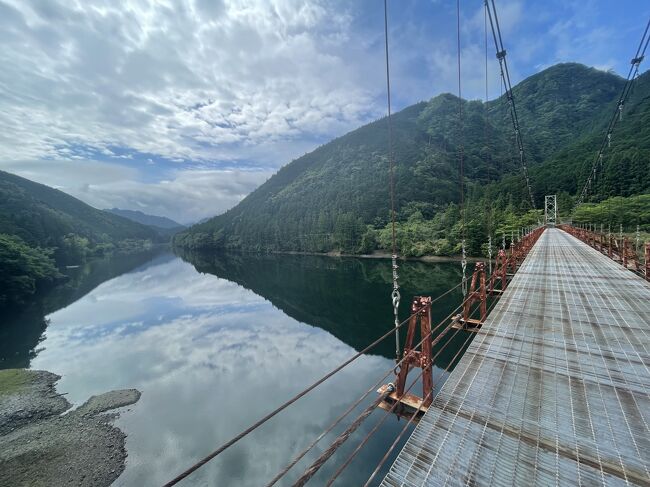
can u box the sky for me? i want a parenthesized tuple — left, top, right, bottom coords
(1, 0, 649, 224)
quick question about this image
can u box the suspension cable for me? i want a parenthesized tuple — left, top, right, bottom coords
(384, 0, 401, 362)
(484, 1, 493, 274)
(329, 296, 491, 487)
(163, 279, 465, 487)
(457, 0, 467, 297)
(573, 18, 650, 212)
(485, 0, 536, 209)
(264, 282, 463, 486)
(362, 291, 503, 487)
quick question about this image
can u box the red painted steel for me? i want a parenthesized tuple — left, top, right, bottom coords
(463, 262, 487, 324)
(389, 226, 546, 415)
(559, 225, 642, 274)
(395, 296, 433, 407)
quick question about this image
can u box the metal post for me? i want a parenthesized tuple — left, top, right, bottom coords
(488, 234, 492, 275)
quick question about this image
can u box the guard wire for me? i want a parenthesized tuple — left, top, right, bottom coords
(163, 281, 464, 487)
(327, 297, 490, 487)
(265, 282, 465, 487)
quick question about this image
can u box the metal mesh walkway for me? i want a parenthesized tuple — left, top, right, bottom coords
(381, 228, 650, 486)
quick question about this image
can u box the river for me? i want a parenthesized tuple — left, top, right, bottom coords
(0, 249, 471, 486)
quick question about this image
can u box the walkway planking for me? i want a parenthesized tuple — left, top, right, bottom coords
(381, 228, 650, 486)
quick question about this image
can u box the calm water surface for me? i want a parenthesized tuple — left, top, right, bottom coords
(1, 249, 471, 486)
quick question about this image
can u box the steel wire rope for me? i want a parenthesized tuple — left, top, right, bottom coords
(383, 0, 402, 362)
(484, 1, 493, 274)
(485, 0, 536, 209)
(456, 0, 468, 298)
(162, 281, 465, 487)
(264, 281, 464, 487)
(573, 18, 650, 211)
(327, 296, 495, 487)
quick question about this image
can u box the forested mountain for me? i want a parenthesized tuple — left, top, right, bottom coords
(174, 63, 650, 256)
(0, 170, 163, 304)
(105, 208, 185, 230)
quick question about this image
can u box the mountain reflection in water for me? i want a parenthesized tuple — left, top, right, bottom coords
(4, 250, 471, 486)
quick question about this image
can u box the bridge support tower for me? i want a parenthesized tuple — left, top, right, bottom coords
(545, 195, 557, 227)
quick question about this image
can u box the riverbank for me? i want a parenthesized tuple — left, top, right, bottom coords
(274, 249, 489, 263)
(0, 369, 140, 486)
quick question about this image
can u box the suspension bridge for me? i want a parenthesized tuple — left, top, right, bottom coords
(160, 3, 650, 486)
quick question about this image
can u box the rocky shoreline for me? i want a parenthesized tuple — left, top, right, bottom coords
(0, 369, 140, 486)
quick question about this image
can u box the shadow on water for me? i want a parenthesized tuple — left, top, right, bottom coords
(177, 250, 472, 365)
(0, 247, 170, 369)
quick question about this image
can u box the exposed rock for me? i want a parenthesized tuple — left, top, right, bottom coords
(0, 369, 140, 487)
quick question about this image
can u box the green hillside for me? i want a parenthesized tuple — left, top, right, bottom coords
(174, 63, 650, 256)
(0, 170, 164, 304)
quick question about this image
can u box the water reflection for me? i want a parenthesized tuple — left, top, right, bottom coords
(15, 252, 470, 486)
(0, 248, 167, 369)
(179, 251, 467, 362)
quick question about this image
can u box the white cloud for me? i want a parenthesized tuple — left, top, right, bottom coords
(81, 168, 271, 224)
(0, 0, 380, 166)
(1, 0, 646, 223)
(0, 159, 270, 223)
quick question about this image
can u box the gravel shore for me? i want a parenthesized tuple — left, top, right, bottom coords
(0, 369, 140, 486)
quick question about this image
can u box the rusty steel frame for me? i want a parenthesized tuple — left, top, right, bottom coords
(395, 296, 434, 407)
(379, 227, 546, 423)
(458, 262, 487, 331)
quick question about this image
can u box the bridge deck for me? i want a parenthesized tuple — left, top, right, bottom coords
(382, 228, 650, 486)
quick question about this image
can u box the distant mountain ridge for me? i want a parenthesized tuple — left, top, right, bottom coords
(0, 169, 166, 303)
(105, 208, 185, 230)
(0, 170, 162, 248)
(174, 63, 650, 256)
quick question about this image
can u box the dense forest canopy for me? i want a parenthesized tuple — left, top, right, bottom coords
(174, 63, 650, 256)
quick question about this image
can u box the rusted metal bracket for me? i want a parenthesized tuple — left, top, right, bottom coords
(454, 262, 487, 332)
(378, 227, 546, 422)
(378, 296, 433, 422)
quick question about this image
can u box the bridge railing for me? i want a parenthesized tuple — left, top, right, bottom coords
(558, 224, 650, 282)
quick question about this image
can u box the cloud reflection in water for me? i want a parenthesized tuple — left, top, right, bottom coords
(32, 256, 408, 486)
